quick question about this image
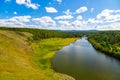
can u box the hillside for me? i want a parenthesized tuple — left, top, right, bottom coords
(0, 30, 76, 80)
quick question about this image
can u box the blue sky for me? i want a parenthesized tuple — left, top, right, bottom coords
(0, 0, 120, 30)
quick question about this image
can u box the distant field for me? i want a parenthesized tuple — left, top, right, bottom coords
(0, 30, 76, 80)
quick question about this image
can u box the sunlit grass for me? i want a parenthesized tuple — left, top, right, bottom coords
(0, 30, 76, 80)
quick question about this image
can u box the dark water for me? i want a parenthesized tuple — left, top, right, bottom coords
(52, 37, 120, 80)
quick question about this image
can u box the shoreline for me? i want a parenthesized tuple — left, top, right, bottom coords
(31, 38, 77, 80)
(50, 38, 79, 80)
(88, 39, 120, 61)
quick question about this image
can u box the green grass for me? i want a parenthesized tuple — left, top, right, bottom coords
(0, 30, 76, 80)
(30, 38, 77, 70)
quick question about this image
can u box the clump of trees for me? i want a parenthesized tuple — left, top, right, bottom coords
(88, 31, 120, 59)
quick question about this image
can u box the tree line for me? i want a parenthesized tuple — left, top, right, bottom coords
(0, 27, 83, 41)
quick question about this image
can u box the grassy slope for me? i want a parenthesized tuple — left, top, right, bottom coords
(0, 30, 76, 80)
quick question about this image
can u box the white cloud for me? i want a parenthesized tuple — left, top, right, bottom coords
(96, 9, 120, 23)
(0, 19, 25, 27)
(57, 21, 73, 30)
(26, 3, 40, 10)
(58, 20, 87, 30)
(16, 0, 25, 4)
(58, 21, 70, 27)
(86, 9, 120, 30)
(54, 15, 73, 20)
(75, 6, 88, 14)
(94, 23, 120, 30)
(45, 7, 58, 13)
(71, 20, 87, 28)
(76, 15, 82, 20)
(97, 9, 113, 20)
(13, 11, 17, 15)
(9, 16, 31, 22)
(57, 16, 87, 30)
(56, 0, 62, 3)
(63, 9, 72, 15)
(0, 16, 56, 29)
(115, 10, 120, 13)
(0, 15, 32, 27)
(32, 16, 56, 27)
(87, 18, 102, 24)
(16, 0, 40, 10)
(71, 20, 82, 27)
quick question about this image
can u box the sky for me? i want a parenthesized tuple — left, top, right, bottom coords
(0, 0, 120, 30)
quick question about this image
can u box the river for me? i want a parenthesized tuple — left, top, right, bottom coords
(52, 37, 120, 80)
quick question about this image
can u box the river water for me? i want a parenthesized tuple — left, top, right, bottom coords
(52, 37, 120, 80)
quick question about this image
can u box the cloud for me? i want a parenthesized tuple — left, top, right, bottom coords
(9, 16, 31, 22)
(56, 15, 88, 30)
(97, 9, 113, 20)
(96, 9, 120, 23)
(0, 16, 56, 29)
(0, 20, 24, 28)
(71, 20, 87, 28)
(57, 21, 73, 30)
(56, 0, 62, 3)
(86, 9, 120, 30)
(45, 7, 58, 13)
(13, 11, 17, 15)
(16, 0, 40, 10)
(94, 23, 120, 30)
(58, 21, 70, 27)
(54, 15, 73, 20)
(87, 9, 120, 24)
(32, 16, 56, 27)
(87, 18, 101, 24)
(76, 15, 82, 20)
(0, 15, 32, 27)
(75, 6, 88, 14)
(57, 20, 87, 30)
(63, 9, 72, 15)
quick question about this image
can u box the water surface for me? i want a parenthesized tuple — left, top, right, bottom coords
(52, 37, 120, 80)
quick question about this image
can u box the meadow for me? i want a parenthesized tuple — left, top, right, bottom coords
(0, 30, 76, 80)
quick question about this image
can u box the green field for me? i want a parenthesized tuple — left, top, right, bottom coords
(0, 30, 76, 80)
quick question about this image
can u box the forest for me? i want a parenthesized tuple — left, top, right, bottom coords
(88, 31, 120, 59)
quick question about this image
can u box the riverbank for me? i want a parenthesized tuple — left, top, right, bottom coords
(88, 39, 120, 60)
(30, 38, 77, 80)
(87, 31, 120, 60)
(52, 36, 120, 80)
(0, 30, 76, 80)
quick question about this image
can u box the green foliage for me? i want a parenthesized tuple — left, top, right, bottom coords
(88, 31, 120, 59)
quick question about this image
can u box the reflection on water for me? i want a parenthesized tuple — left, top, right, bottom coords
(52, 37, 120, 80)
